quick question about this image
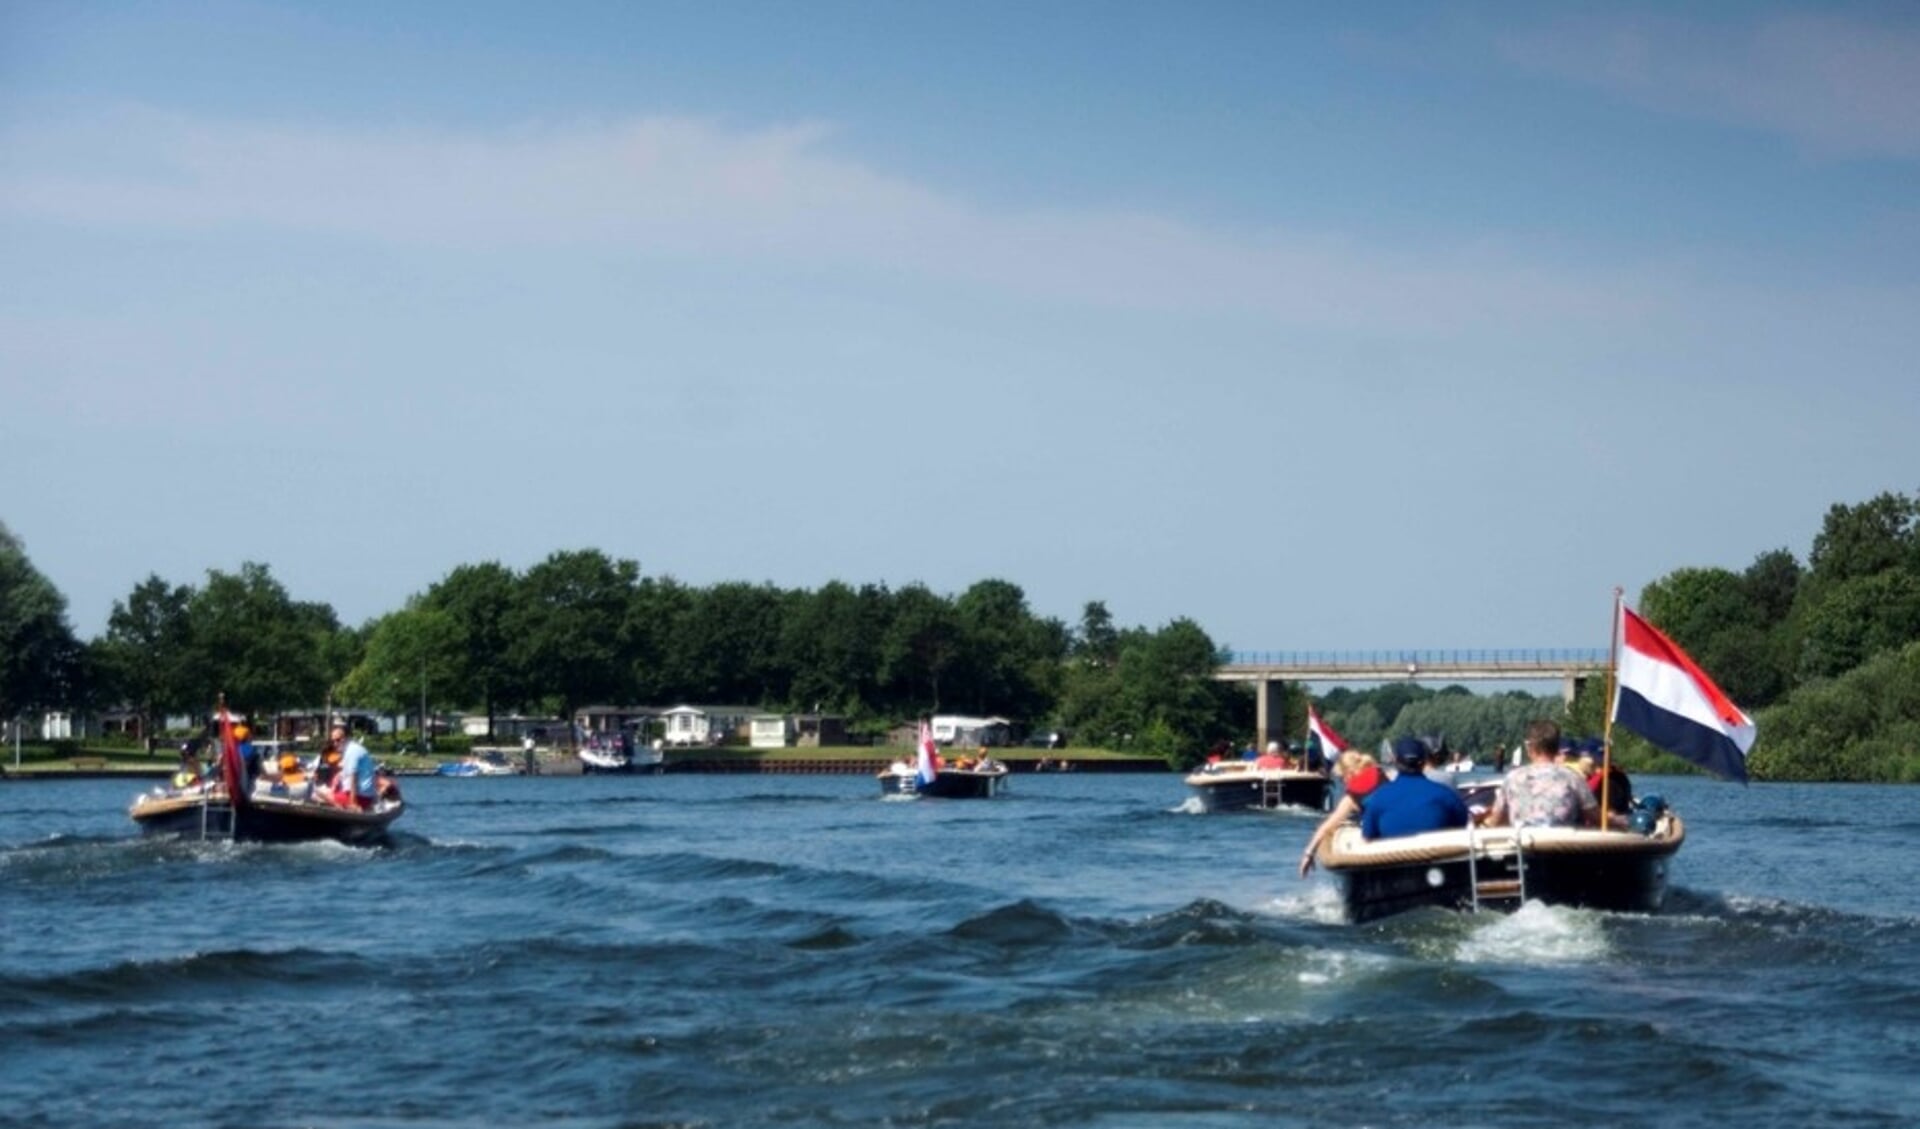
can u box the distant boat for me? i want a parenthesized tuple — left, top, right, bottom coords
(1183, 761, 1331, 813)
(578, 735, 665, 775)
(435, 754, 516, 777)
(877, 758, 1009, 799)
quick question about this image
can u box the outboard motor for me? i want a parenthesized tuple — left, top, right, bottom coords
(1629, 794, 1668, 835)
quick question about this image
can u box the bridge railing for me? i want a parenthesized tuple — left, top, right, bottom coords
(1222, 648, 1610, 669)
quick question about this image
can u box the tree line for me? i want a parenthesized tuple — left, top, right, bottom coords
(0, 532, 1247, 761)
(6, 487, 1918, 777)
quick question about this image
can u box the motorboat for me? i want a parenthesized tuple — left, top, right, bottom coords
(1311, 802, 1684, 923)
(129, 780, 405, 846)
(577, 736, 665, 775)
(434, 754, 517, 777)
(877, 758, 1010, 798)
(1183, 761, 1331, 813)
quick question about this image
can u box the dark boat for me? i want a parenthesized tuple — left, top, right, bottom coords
(129, 787, 405, 846)
(877, 762, 1010, 799)
(1183, 764, 1331, 813)
(1312, 811, 1685, 923)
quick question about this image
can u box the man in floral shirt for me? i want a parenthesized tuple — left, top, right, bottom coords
(1484, 719, 1598, 829)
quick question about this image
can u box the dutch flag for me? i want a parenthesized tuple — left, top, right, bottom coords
(915, 720, 941, 787)
(1307, 705, 1350, 767)
(1612, 604, 1756, 782)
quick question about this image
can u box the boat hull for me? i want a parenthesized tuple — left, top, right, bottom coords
(1318, 817, 1684, 923)
(130, 792, 404, 846)
(878, 768, 1008, 799)
(1184, 768, 1330, 813)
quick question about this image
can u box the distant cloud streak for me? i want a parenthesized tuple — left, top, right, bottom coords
(0, 105, 1650, 336)
(1499, 11, 1920, 160)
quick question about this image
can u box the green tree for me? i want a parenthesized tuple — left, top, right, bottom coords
(185, 562, 338, 719)
(507, 549, 640, 728)
(778, 580, 885, 717)
(1806, 491, 1917, 589)
(0, 523, 85, 727)
(421, 561, 525, 735)
(100, 574, 196, 752)
(1795, 570, 1920, 680)
(340, 606, 461, 740)
(878, 584, 961, 712)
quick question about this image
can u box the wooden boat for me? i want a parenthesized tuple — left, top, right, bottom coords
(1313, 810, 1685, 923)
(1184, 763, 1331, 813)
(877, 761, 1010, 798)
(129, 785, 405, 846)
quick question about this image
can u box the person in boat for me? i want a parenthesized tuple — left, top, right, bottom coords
(1255, 741, 1290, 770)
(331, 720, 378, 810)
(1358, 738, 1470, 841)
(1299, 749, 1386, 876)
(1574, 737, 1633, 828)
(172, 742, 207, 790)
(1482, 720, 1599, 829)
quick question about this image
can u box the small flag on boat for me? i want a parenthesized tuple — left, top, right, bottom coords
(1306, 706, 1350, 769)
(1612, 604, 1756, 783)
(916, 720, 941, 787)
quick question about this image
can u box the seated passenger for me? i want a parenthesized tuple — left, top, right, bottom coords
(1484, 719, 1599, 829)
(1574, 737, 1633, 828)
(1299, 750, 1387, 876)
(1359, 739, 1470, 840)
(1254, 741, 1290, 770)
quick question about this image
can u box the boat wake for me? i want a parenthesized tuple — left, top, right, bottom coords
(1450, 900, 1611, 965)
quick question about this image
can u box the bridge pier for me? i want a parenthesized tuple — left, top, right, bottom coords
(1255, 679, 1286, 751)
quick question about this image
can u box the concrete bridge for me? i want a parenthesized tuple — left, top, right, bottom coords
(1218, 649, 1611, 750)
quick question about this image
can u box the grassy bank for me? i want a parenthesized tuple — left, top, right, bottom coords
(0, 742, 1167, 777)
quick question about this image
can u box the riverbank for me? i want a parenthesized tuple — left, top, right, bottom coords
(0, 747, 1170, 779)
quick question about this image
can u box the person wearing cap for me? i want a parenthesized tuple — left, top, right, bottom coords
(1299, 749, 1387, 876)
(330, 719, 378, 810)
(1483, 719, 1598, 829)
(1255, 740, 1290, 770)
(1359, 738, 1470, 840)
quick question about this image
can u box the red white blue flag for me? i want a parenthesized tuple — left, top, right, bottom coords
(1306, 706, 1349, 765)
(915, 720, 941, 787)
(217, 703, 249, 809)
(1612, 604, 1756, 783)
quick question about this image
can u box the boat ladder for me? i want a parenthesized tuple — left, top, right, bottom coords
(1466, 827, 1527, 912)
(1261, 778, 1285, 809)
(197, 799, 236, 841)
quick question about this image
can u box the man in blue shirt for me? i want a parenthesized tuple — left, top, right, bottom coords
(1361, 738, 1470, 840)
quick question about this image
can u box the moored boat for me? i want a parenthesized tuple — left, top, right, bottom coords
(435, 754, 517, 777)
(1313, 807, 1684, 923)
(1184, 762, 1331, 813)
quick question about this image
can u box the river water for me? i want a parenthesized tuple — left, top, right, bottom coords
(2, 772, 1916, 1128)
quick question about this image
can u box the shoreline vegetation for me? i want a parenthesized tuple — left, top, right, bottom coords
(0, 744, 1167, 779)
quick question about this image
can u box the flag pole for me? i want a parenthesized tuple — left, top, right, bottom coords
(1600, 587, 1622, 826)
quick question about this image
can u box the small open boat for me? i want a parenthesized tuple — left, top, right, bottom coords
(1313, 807, 1684, 923)
(877, 760, 1010, 799)
(435, 754, 517, 777)
(1184, 763, 1331, 813)
(129, 784, 405, 846)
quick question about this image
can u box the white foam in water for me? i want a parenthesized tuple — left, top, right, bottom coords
(1171, 796, 1206, 815)
(1453, 899, 1610, 964)
(1264, 883, 1349, 926)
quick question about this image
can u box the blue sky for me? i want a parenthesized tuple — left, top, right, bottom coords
(3, 1, 1916, 658)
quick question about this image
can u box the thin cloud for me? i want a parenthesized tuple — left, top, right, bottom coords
(1499, 11, 1920, 160)
(0, 105, 1648, 335)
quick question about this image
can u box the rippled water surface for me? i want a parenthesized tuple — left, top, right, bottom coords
(4, 772, 1917, 1128)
